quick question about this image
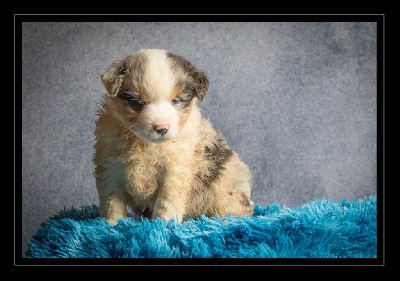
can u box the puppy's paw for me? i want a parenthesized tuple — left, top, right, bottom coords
(107, 218, 118, 226)
(105, 215, 125, 226)
(152, 203, 183, 223)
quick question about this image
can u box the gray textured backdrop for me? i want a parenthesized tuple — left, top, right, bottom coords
(22, 22, 377, 255)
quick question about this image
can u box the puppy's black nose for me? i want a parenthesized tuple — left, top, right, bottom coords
(153, 124, 169, 136)
(156, 128, 168, 136)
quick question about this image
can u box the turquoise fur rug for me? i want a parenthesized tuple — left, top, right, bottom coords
(26, 196, 376, 258)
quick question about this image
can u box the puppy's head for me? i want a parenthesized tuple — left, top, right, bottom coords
(101, 49, 209, 143)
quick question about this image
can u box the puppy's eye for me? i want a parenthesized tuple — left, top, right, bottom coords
(131, 100, 146, 106)
(171, 98, 180, 105)
(118, 91, 138, 101)
(127, 99, 146, 111)
(118, 91, 146, 110)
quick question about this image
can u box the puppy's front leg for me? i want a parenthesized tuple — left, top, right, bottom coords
(98, 189, 128, 226)
(152, 166, 192, 223)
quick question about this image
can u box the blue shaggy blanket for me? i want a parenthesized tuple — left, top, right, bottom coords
(26, 196, 376, 258)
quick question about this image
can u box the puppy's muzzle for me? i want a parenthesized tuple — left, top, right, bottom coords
(154, 124, 169, 136)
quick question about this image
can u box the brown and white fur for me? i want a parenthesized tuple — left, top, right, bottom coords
(94, 49, 253, 225)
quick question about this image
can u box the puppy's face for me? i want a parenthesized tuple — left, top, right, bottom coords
(101, 49, 209, 143)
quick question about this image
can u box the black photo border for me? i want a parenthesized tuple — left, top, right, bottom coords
(14, 14, 385, 267)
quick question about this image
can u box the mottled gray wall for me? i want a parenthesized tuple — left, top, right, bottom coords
(22, 22, 377, 255)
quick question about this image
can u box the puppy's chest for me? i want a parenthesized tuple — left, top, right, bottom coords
(122, 150, 164, 197)
(122, 141, 186, 199)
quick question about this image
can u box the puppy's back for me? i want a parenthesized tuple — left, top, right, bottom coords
(184, 118, 253, 219)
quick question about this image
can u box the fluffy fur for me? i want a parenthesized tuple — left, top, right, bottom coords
(94, 49, 253, 225)
(26, 197, 377, 258)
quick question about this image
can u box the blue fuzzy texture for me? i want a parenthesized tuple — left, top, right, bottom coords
(26, 196, 376, 258)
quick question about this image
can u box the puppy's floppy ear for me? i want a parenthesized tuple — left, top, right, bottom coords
(100, 59, 127, 97)
(167, 52, 209, 101)
(190, 67, 209, 102)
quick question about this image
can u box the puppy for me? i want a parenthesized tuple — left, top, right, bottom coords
(94, 49, 253, 225)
